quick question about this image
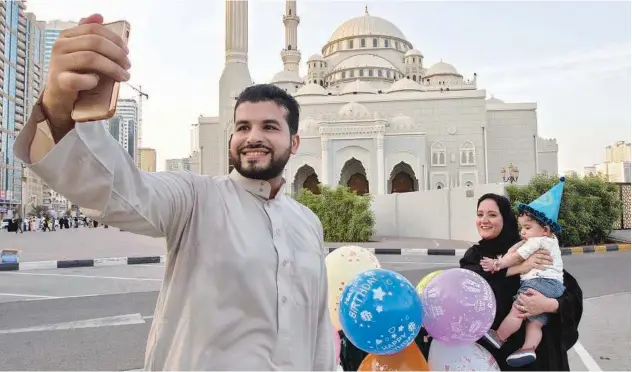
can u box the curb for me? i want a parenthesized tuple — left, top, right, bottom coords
(0, 255, 165, 272)
(560, 243, 630, 256)
(0, 244, 629, 272)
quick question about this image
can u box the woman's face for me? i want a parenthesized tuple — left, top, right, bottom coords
(476, 199, 504, 240)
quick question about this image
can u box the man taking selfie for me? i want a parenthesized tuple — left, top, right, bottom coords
(14, 14, 334, 371)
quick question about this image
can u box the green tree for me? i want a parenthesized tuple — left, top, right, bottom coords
(28, 205, 51, 219)
(295, 185, 375, 242)
(506, 173, 622, 246)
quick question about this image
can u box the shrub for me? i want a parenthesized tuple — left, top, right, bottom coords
(506, 173, 622, 247)
(294, 185, 375, 242)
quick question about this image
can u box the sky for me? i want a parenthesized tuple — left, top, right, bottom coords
(25, 0, 631, 173)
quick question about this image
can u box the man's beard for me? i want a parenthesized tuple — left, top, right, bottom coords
(231, 145, 291, 180)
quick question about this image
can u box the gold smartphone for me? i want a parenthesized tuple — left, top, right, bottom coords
(71, 20, 131, 122)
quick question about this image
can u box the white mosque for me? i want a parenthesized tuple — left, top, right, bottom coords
(197, 0, 559, 195)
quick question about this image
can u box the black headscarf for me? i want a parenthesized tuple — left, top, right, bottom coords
(472, 193, 521, 258)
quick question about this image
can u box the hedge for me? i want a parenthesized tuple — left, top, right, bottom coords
(506, 173, 622, 247)
(295, 185, 375, 242)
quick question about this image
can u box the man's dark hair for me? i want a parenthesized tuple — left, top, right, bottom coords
(234, 84, 300, 135)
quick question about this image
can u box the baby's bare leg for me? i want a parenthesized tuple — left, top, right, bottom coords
(497, 305, 524, 340)
(523, 319, 544, 350)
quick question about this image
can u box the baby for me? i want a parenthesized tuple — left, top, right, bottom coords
(480, 177, 566, 368)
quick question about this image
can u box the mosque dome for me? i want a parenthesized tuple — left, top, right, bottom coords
(387, 78, 423, 93)
(338, 102, 369, 118)
(328, 8, 408, 43)
(333, 54, 398, 71)
(307, 54, 325, 62)
(425, 61, 462, 77)
(391, 114, 415, 130)
(270, 70, 303, 84)
(404, 49, 423, 58)
(295, 83, 328, 97)
(298, 118, 320, 133)
(340, 79, 376, 95)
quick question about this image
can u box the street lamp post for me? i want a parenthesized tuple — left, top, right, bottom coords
(501, 163, 520, 184)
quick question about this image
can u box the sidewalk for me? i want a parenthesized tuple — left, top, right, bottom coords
(1, 228, 629, 272)
(0, 228, 474, 263)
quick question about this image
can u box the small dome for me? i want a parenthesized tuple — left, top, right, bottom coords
(486, 96, 505, 104)
(328, 9, 407, 43)
(308, 54, 325, 62)
(295, 83, 328, 97)
(425, 61, 462, 77)
(299, 118, 319, 133)
(391, 114, 414, 128)
(404, 49, 423, 58)
(333, 54, 398, 71)
(270, 70, 303, 84)
(341, 79, 375, 95)
(338, 102, 369, 118)
(387, 78, 423, 93)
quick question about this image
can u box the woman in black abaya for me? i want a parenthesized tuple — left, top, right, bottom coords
(459, 193, 583, 370)
(339, 194, 582, 371)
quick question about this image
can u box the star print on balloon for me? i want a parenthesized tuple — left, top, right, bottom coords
(338, 268, 424, 355)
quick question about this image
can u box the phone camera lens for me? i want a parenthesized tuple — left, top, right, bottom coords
(126, 30, 130, 38)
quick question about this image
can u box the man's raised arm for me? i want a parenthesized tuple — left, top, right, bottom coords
(14, 14, 199, 240)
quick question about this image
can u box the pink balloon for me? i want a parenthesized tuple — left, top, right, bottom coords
(333, 327, 341, 364)
(421, 268, 496, 344)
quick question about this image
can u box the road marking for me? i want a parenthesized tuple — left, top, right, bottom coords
(584, 291, 630, 301)
(0, 313, 147, 335)
(573, 341, 602, 372)
(0, 292, 59, 299)
(131, 264, 166, 268)
(0, 271, 162, 281)
(383, 261, 458, 266)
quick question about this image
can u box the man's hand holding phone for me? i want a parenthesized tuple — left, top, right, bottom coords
(42, 14, 131, 141)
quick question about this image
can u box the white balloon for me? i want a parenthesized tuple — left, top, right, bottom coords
(429, 340, 500, 371)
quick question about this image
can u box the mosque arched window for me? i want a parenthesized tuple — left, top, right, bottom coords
(378, 70, 383, 77)
(359, 69, 364, 77)
(347, 40, 353, 49)
(373, 38, 378, 47)
(412, 75, 416, 81)
(368, 70, 374, 77)
(384, 39, 389, 47)
(361, 39, 366, 48)
(431, 142, 447, 166)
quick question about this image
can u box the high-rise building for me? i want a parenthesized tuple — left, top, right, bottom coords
(42, 20, 76, 78)
(191, 122, 199, 152)
(166, 158, 193, 172)
(116, 98, 138, 161)
(138, 148, 157, 172)
(0, 1, 47, 217)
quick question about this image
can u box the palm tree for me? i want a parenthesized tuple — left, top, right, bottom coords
(28, 205, 51, 219)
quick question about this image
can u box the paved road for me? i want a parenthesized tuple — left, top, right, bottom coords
(0, 252, 628, 371)
(0, 228, 472, 262)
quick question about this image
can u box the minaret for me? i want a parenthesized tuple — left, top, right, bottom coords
(219, 0, 253, 174)
(281, 0, 301, 73)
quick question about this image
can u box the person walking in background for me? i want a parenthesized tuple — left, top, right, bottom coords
(13, 14, 334, 371)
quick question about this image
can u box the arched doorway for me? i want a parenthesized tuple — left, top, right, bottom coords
(388, 162, 418, 193)
(293, 165, 321, 194)
(303, 173, 320, 194)
(340, 158, 369, 195)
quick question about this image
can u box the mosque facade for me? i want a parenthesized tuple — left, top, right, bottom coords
(198, 0, 559, 195)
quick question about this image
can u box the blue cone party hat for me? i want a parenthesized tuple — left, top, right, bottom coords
(517, 177, 566, 233)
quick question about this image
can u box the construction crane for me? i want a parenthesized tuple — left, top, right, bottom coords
(124, 83, 149, 148)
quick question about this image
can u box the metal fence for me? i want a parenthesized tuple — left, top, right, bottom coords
(613, 182, 631, 230)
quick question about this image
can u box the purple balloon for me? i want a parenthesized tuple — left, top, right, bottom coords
(421, 268, 496, 344)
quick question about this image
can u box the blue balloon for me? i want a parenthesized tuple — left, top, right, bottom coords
(338, 268, 423, 355)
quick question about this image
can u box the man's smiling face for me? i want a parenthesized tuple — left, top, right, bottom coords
(229, 100, 299, 181)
